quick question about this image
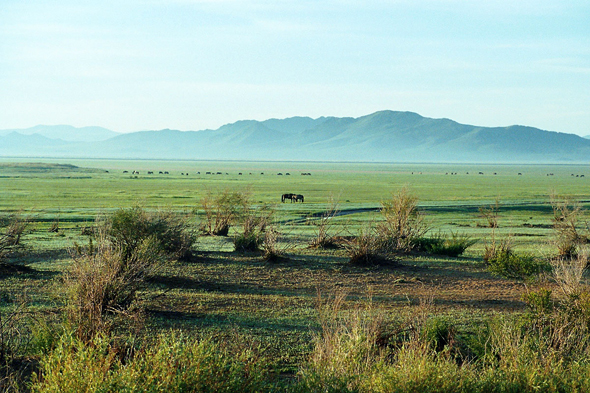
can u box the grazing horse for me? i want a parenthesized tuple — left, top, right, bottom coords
(282, 193, 295, 203)
(293, 194, 304, 203)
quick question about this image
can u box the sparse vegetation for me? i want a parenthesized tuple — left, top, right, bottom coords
(3, 161, 590, 391)
(200, 189, 249, 236)
(0, 213, 28, 266)
(376, 187, 428, 253)
(309, 196, 342, 249)
(420, 231, 477, 257)
(551, 193, 588, 259)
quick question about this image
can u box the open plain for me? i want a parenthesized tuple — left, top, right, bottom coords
(2, 159, 590, 391)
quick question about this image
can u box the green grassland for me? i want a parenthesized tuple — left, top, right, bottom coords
(2, 159, 590, 391)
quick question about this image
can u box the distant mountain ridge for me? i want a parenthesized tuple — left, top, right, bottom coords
(0, 125, 119, 142)
(1, 111, 589, 163)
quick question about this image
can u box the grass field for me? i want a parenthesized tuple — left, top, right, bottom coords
(2, 159, 590, 391)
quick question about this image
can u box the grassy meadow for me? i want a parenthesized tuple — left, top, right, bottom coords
(2, 158, 590, 392)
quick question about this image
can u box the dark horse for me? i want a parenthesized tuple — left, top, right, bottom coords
(282, 193, 295, 203)
(293, 194, 304, 203)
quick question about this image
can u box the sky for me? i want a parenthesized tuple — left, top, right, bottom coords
(1, 0, 589, 135)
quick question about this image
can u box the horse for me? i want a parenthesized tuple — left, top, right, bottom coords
(282, 193, 295, 203)
(293, 194, 304, 203)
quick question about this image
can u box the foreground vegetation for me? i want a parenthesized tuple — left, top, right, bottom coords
(1, 160, 590, 392)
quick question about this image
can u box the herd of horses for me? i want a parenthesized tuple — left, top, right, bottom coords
(281, 193, 304, 203)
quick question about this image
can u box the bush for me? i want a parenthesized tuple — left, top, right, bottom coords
(376, 187, 428, 254)
(200, 189, 249, 236)
(420, 232, 476, 257)
(551, 194, 588, 259)
(66, 206, 193, 341)
(487, 250, 548, 280)
(233, 204, 273, 253)
(310, 197, 342, 249)
(31, 333, 272, 393)
(107, 206, 195, 261)
(0, 213, 29, 264)
(345, 227, 395, 266)
(67, 235, 161, 342)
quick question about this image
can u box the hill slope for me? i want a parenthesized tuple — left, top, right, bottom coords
(1, 111, 589, 162)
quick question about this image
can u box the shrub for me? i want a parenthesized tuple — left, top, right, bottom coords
(483, 234, 513, 264)
(310, 197, 342, 249)
(420, 316, 457, 353)
(479, 200, 500, 228)
(261, 226, 285, 262)
(550, 194, 588, 259)
(200, 189, 249, 236)
(106, 206, 195, 261)
(487, 250, 548, 280)
(66, 235, 161, 342)
(31, 333, 272, 393)
(376, 187, 428, 254)
(346, 227, 394, 266)
(233, 204, 273, 253)
(420, 232, 476, 257)
(0, 213, 29, 264)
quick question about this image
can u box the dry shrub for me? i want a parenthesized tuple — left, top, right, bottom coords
(65, 207, 191, 342)
(261, 226, 285, 262)
(301, 291, 383, 389)
(309, 196, 342, 249)
(233, 203, 273, 253)
(377, 187, 428, 253)
(200, 189, 249, 236)
(479, 199, 500, 228)
(67, 234, 159, 342)
(345, 226, 395, 266)
(0, 214, 28, 263)
(551, 248, 588, 296)
(551, 193, 588, 259)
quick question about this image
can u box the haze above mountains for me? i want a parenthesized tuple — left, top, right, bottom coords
(1, 111, 589, 163)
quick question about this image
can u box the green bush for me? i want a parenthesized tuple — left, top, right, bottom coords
(420, 232, 476, 257)
(107, 206, 195, 261)
(487, 250, 548, 280)
(31, 333, 273, 393)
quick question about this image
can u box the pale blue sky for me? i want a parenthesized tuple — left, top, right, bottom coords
(1, 0, 589, 135)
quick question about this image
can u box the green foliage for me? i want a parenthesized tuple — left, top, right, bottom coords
(107, 206, 195, 261)
(31, 333, 272, 393)
(523, 288, 554, 315)
(487, 250, 548, 280)
(420, 232, 477, 257)
(420, 316, 456, 353)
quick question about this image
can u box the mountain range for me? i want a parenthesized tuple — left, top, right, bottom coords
(1, 111, 589, 163)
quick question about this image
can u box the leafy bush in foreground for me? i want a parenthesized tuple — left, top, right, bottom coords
(32, 333, 272, 393)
